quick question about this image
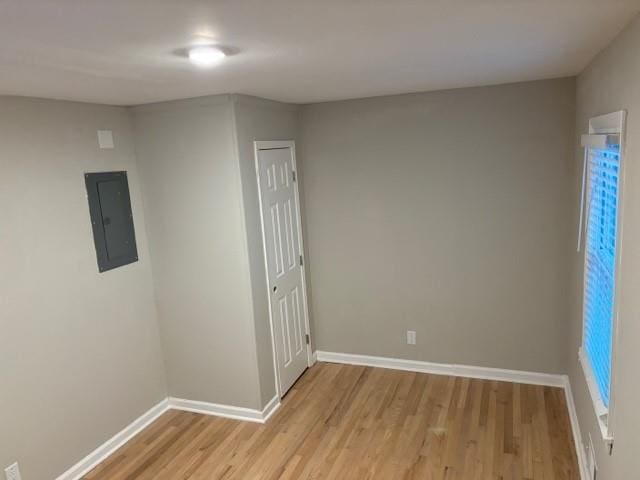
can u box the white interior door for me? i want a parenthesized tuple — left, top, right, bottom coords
(255, 141, 310, 397)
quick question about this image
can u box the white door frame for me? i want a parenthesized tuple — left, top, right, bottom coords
(254, 140, 313, 398)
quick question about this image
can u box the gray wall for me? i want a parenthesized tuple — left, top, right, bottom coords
(299, 78, 576, 374)
(231, 94, 301, 405)
(569, 14, 640, 479)
(132, 96, 263, 409)
(6, 50, 636, 478)
(0, 96, 167, 479)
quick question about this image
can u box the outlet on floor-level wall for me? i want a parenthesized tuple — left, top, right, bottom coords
(4, 463, 21, 480)
(406, 330, 416, 345)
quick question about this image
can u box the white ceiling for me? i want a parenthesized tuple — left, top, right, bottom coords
(1, 0, 638, 106)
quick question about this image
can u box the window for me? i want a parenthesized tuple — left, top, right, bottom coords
(578, 111, 626, 444)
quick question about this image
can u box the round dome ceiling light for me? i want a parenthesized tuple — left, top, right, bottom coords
(188, 46, 226, 67)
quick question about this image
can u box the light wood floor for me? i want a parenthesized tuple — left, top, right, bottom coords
(85, 362, 579, 479)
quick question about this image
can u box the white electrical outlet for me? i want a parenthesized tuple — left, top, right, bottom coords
(4, 462, 21, 480)
(406, 330, 416, 345)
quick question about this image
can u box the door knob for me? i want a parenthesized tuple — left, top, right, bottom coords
(273, 285, 278, 293)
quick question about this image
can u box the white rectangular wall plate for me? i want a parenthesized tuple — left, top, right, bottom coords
(97, 130, 114, 149)
(4, 462, 21, 480)
(406, 330, 416, 345)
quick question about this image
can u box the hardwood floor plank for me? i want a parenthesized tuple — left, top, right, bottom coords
(84, 363, 580, 480)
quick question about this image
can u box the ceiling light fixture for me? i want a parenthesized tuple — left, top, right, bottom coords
(188, 46, 226, 67)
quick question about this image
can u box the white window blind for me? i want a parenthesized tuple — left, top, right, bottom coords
(579, 111, 625, 444)
(583, 144, 620, 409)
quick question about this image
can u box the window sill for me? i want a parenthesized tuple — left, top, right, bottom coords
(578, 348, 614, 446)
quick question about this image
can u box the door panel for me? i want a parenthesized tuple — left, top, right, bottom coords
(257, 145, 308, 396)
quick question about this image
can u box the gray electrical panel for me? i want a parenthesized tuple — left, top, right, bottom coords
(85, 171, 138, 272)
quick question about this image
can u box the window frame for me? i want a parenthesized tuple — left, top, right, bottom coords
(579, 110, 626, 446)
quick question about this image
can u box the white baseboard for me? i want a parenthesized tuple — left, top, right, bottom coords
(316, 351, 566, 387)
(55, 398, 170, 480)
(168, 395, 280, 424)
(56, 394, 280, 480)
(563, 376, 589, 480)
(56, 355, 586, 480)
(261, 395, 281, 422)
(317, 350, 587, 479)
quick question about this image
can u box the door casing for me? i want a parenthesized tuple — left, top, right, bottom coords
(254, 140, 313, 399)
